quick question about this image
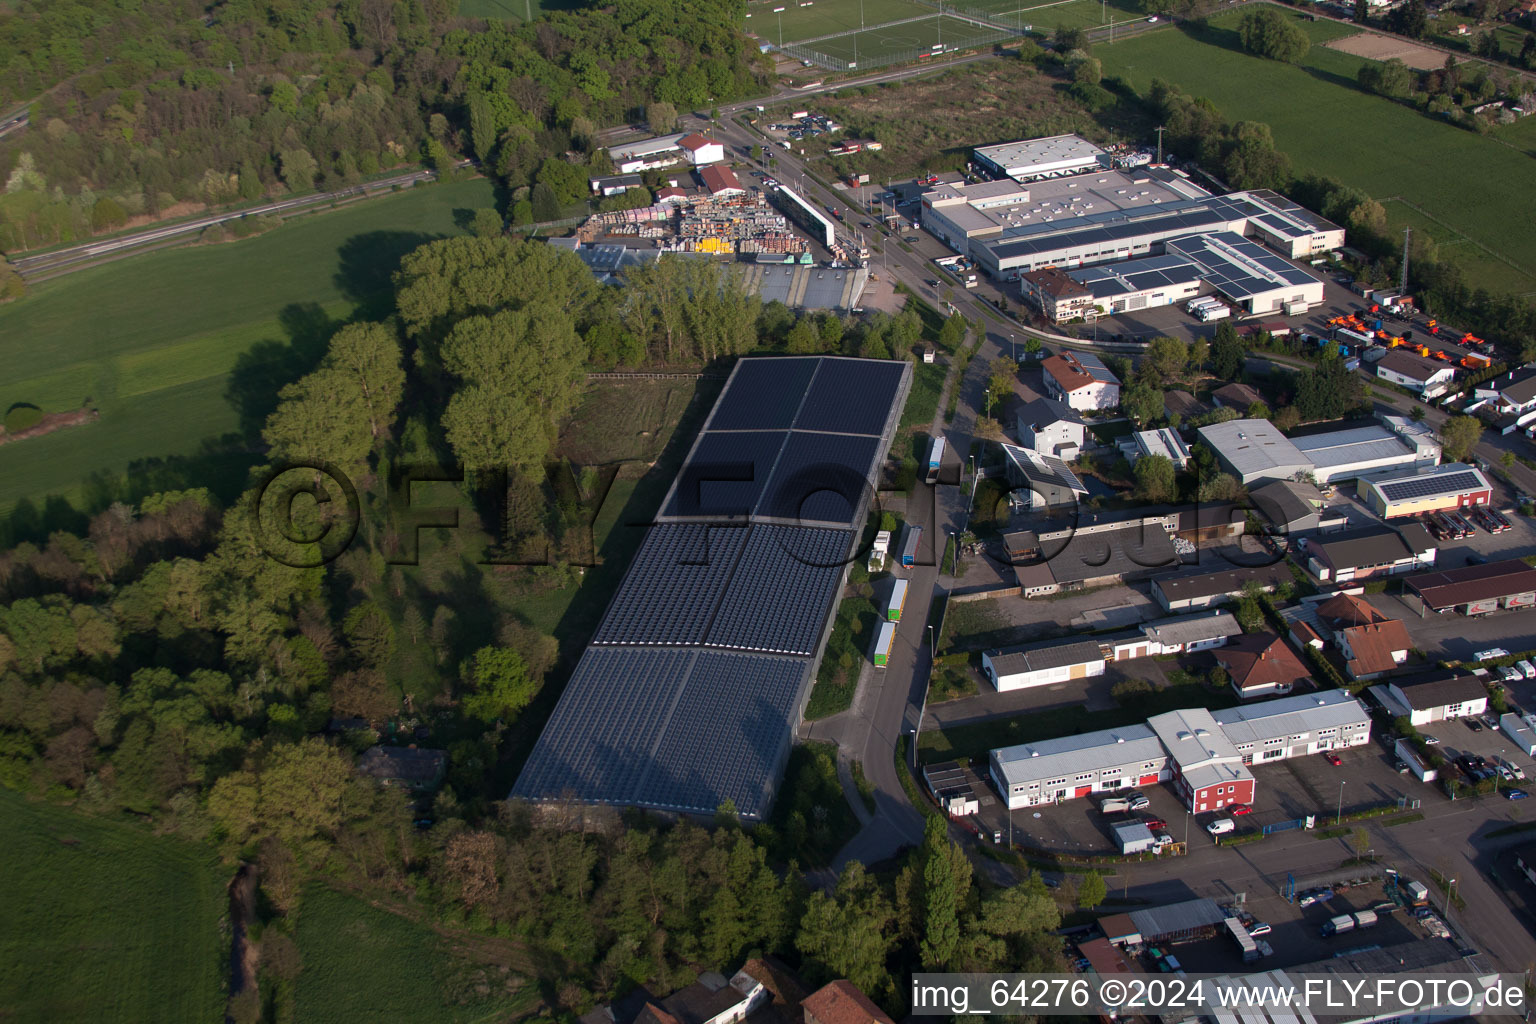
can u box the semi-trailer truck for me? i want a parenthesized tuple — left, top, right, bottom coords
(900, 523, 922, 568)
(872, 620, 895, 667)
(887, 578, 909, 622)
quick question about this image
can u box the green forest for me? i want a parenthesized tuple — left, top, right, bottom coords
(0, 0, 765, 249)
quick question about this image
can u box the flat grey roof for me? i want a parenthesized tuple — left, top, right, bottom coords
(1153, 562, 1295, 601)
(1292, 425, 1413, 469)
(1211, 690, 1370, 748)
(1071, 253, 1203, 298)
(973, 134, 1108, 175)
(1197, 418, 1308, 478)
(1141, 611, 1240, 647)
(1128, 898, 1229, 939)
(992, 723, 1166, 787)
(988, 637, 1106, 676)
(1034, 520, 1180, 586)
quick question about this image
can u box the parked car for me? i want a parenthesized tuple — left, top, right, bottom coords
(1145, 817, 1167, 830)
(1230, 804, 1253, 816)
(1466, 718, 1483, 732)
(1041, 876, 1062, 889)
(1476, 648, 1511, 662)
(1248, 922, 1272, 937)
(1206, 818, 1235, 835)
(1504, 758, 1527, 780)
(1325, 752, 1343, 766)
(1424, 735, 1443, 745)
(1507, 788, 1529, 801)
(1394, 760, 1411, 774)
(1129, 795, 1152, 811)
(1498, 766, 1515, 781)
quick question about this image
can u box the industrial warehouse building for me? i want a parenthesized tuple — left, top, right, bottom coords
(981, 637, 1107, 691)
(1067, 253, 1203, 319)
(972, 134, 1111, 181)
(1151, 562, 1296, 612)
(1300, 523, 1436, 583)
(1403, 559, 1536, 616)
(1197, 418, 1310, 486)
(511, 357, 910, 820)
(1289, 423, 1439, 485)
(1161, 231, 1326, 315)
(988, 690, 1371, 811)
(1358, 462, 1492, 519)
(973, 190, 1344, 282)
(1250, 479, 1325, 534)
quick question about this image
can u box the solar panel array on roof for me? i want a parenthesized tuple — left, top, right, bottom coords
(664, 430, 786, 519)
(707, 526, 849, 654)
(513, 356, 911, 820)
(635, 650, 808, 813)
(708, 358, 818, 430)
(761, 431, 881, 524)
(797, 358, 909, 435)
(1379, 470, 1482, 501)
(1164, 232, 1318, 300)
(592, 525, 749, 646)
(512, 647, 695, 803)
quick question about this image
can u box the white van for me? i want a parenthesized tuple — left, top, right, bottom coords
(1206, 818, 1235, 836)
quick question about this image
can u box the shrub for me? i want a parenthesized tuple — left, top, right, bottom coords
(3, 403, 43, 433)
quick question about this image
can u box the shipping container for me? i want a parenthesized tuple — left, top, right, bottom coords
(872, 620, 896, 667)
(1353, 909, 1378, 928)
(887, 578, 909, 622)
(1226, 918, 1258, 961)
(1405, 880, 1429, 906)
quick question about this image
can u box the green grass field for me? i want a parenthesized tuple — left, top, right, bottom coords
(1097, 11, 1536, 294)
(746, 0, 935, 43)
(0, 178, 495, 518)
(958, 0, 1144, 30)
(0, 790, 226, 1023)
(294, 885, 535, 1024)
(457, 0, 574, 20)
(805, 13, 1011, 61)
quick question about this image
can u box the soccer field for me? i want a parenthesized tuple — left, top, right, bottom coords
(1098, 10, 1536, 293)
(802, 13, 1012, 61)
(745, 0, 935, 43)
(951, 0, 1143, 29)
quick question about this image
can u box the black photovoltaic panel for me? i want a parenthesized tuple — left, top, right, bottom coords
(759, 431, 881, 524)
(795, 359, 909, 436)
(664, 430, 788, 518)
(511, 647, 692, 803)
(708, 358, 820, 430)
(592, 525, 748, 645)
(637, 651, 809, 817)
(1379, 471, 1481, 502)
(707, 526, 851, 654)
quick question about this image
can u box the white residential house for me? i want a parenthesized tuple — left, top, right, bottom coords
(1042, 351, 1120, 411)
(1015, 397, 1087, 460)
(981, 637, 1105, 691)
(679, 133, 726, 165)
(1382, 671, 1489, 727)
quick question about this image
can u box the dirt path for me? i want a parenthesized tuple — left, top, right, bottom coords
(0, 407, 98, 447)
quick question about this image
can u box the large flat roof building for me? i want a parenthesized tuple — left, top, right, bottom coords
(1068, 253, 1204, 319)
(512, 357, 911, 820)
(1291, 423, 1433, 485)
(1403, 558, 1536, 616)
(1197, 418, 1310, 485)
(972, 134, 1110, 181)
(1162, 231, 1325, 315)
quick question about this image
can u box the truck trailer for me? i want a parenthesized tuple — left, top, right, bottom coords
(927, 436, 946, 485)
(899, 524, 922, 568)
(872, 620, 895, 667)
(1321, 914, 1355, 937)
(887, 578, 909, 622)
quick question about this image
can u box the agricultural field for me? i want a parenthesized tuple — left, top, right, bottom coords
(1097, 11, 1536, 294)
(294, 886, 536, 1024)
(745, 0, 935, 44)
(0, 790, 226, 1024)
(0, 178, 495, 519)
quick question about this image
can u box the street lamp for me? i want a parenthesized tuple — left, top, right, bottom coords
(1337, 779, 1346, 825)
(1443, 877, 1456, 916)
(774, 6, 785, 47)
(1009, 333, 1016, 362)
(928, 623, 935, 658)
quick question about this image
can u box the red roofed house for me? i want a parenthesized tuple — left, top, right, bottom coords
(584, 967, 771, 1024)
(655, 186, 693, 205)
(801, 981, 894, 1024)
(1041, 350, 1121, 412)
(699, 164, 746, 197)
(1315, 593, 1412, 680)
(1216, 632, 1311, 699)
(679, 133, 726, 165)
(1020, 267, 1094, 324)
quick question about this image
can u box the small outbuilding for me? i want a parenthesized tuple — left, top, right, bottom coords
(1112, 819, 1157, 855)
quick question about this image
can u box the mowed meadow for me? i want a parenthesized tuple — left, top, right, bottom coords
(0, 790, 227, 1023)
(0, 178, 495, 519)
(1097, 9, 1536, 294)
